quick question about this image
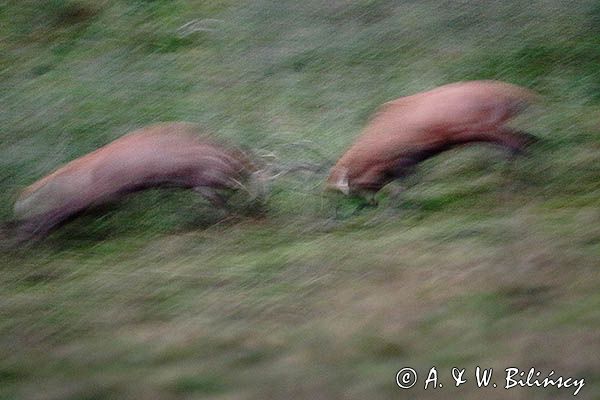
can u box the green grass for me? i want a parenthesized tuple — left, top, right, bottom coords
(1, 0, 599, 399)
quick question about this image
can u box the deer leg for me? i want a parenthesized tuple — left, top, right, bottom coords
(193, 186, 227, 208)
(13, 201, 88, 243)
(386, 184, 405, 206)
(452, 128, 538, 155)
(495, 127, 539, 155)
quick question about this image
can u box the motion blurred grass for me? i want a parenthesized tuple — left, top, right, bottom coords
(0, 0, 599, 399)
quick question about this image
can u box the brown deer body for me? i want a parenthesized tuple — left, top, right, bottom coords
(13, 122, 259, 239)
(327, 80, 539, 197)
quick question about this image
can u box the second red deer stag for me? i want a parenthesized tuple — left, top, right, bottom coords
(326, 80, 540, 200)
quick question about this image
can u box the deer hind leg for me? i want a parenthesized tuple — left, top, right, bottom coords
(495, 127, 539, 155)
(453, 127, 539, 155)
(193, 186, 228, 208)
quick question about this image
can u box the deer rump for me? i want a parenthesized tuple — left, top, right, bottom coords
(13, 122, 257, 239)
(327, 80, 540, 196)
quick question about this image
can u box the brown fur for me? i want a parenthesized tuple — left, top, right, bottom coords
(327, 80, 540, 196)
(13, 122, 259, 240)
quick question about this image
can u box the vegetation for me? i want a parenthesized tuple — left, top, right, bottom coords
(0, 0, 598, 398)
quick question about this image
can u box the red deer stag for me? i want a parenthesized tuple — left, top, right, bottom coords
(327, 80, 539, 201)
(12, 122, 261, 240)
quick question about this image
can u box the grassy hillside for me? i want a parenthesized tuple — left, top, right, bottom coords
(0, 0, 599, 399)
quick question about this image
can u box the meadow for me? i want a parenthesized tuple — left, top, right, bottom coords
(0, 0, 599, 398)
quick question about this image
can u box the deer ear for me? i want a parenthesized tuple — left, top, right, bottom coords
(335, 168, 350, 195)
